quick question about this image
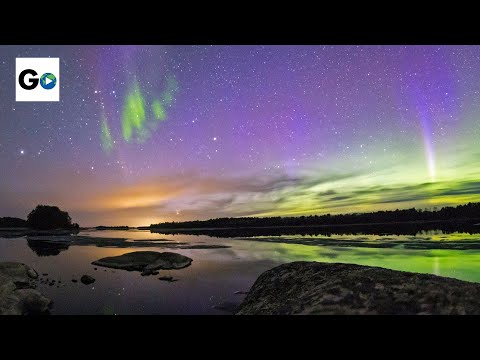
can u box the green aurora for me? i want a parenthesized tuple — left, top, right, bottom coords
(101, 75, 179, 151)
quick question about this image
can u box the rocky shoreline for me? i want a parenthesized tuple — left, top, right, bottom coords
(0, 262, 51, 315)
(237, 261, 480, 315)
(5, 258, 480, 315)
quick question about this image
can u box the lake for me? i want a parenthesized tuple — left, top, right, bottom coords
(1, 229, 480, 314)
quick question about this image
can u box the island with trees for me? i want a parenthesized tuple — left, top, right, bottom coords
(0, 205, 79, 237)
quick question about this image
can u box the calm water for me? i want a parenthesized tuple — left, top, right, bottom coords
(1, 229, 480, 314)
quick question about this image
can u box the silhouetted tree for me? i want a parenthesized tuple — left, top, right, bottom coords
(27, 205, 78, 230)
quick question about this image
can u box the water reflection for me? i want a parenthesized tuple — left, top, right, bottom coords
(27, 238, 70, 256)
(1, 229, 480, 314)
(150, 222, 480, 238)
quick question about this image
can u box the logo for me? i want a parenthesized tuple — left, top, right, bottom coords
(16, 58, 60, 101)
(40, 73, 57, 90)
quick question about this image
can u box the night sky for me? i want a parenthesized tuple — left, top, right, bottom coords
(1, 45, 480, 226)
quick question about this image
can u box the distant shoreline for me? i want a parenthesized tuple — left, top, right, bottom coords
(139, 219, 480, 238)
(2, 219, 479, 237)
(142, 219, 480, 232)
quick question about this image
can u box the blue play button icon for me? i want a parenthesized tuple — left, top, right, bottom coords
(40, 73, 57, 90)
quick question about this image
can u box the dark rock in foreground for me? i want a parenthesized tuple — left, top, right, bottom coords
(92, 251, 192, 272)
(236, 262, 480, 315)
(80, 275, 95, 285)
(0, 262, 52, 315)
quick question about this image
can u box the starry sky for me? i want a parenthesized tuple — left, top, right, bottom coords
(1, 45, 480, 226)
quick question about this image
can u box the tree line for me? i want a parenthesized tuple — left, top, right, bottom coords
(151, 202, 480, 229)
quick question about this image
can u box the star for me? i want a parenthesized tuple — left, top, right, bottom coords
(2, 45, 480, 226)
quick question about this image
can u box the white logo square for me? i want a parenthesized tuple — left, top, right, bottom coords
(16, 58, 60, 102)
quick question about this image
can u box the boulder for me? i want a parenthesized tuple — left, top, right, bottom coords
(27, 268, 38, 279)
(80, 275, 95, 285)
(0, 262, 51, 315)
(237, 261, 480, 315)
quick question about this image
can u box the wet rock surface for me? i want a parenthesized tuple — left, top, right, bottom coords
(237, 261, 480, 315)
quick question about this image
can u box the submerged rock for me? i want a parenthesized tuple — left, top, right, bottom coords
(92, 251, 192, 272)
(0, 262, 52, 315)
(80, 275, 95, 285)
(26, 235, 229, 252)
(158, 275, 177, 282)
(237, 261, 480, 315)
(141, 269, 160, 276)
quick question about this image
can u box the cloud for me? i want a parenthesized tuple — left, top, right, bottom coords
(15, 166, 480, 226)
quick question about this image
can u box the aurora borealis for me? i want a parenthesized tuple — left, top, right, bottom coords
(1, 45, 480, 226)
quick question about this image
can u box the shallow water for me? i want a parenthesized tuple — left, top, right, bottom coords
(1, 229, 480, 314)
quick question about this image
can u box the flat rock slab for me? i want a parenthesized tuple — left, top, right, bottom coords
(236, 261, 480, 315)
(0, 262, 51, 315)
(92, 251, 192, 272)
(25, 236, 230, 253)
